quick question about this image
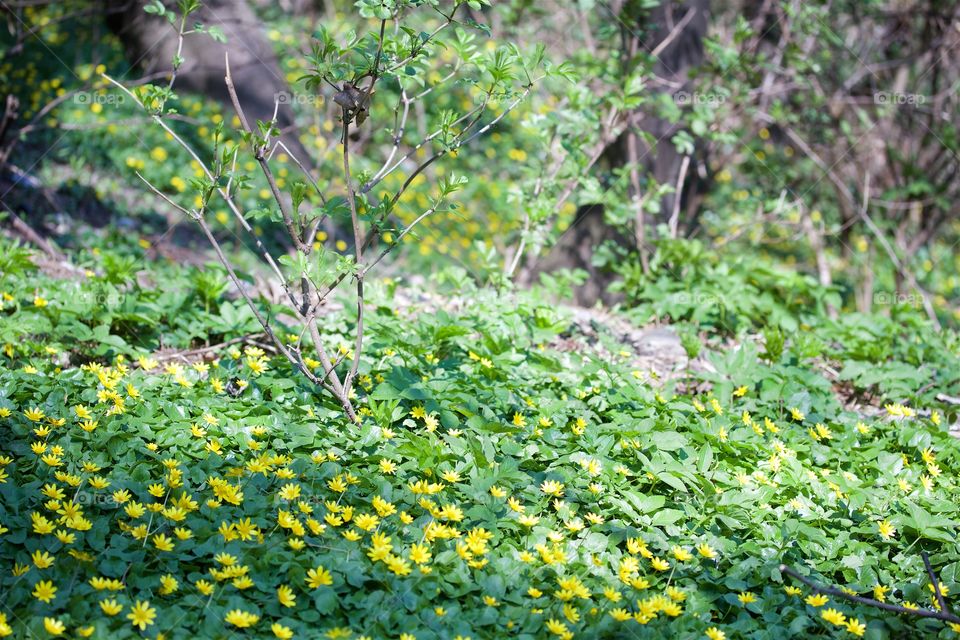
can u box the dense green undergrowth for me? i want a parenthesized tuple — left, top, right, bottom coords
(1, 239, 960, 640)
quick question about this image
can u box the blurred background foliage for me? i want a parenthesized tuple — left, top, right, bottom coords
(1, 0, 958, 327)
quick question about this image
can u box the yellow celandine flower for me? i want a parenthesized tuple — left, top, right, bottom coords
(697, 543, 717, 559)
(873, 584, 889, 602)
(233, 576, 254, 590)
(784, 586, 802, 596)
(196, 579, 214, 595)
(225, 610, 260, 628)
(25, 407, 45, 422)
(708, 398, 723, 415)
(54, 530, 75, 545)
(789, 407, 805, 421)
(481, 484, 505, 499)
(33, 580, 57, 602)
(124, 502, 145, 519)
(100, 599, 123, 615)
(610, 608, 632, 621)
(328, 475, 348, 493)
(127, 600, 156, 630)
(518, 515, 540, 528)
(246, 357, 267, 375)
(90, 577, 124, 591)
(379, 459, 397, 474)
(603, 587, 620, 602)
(877, 520, 896, 540)
(215, 553, 237, 566)
(278, 483, 301, 500)
(821, 608, 846, 625)
(387, 554, 412, 576)
(159, 574, 178, 595)
(584, 512, 604, 525)
(41, 453, 62, 467)
(152, 534, 175, 551)
(846, 618, 866, 636)
(545, 618, 569, 636)
(651, 557, 670, 571)
(671, 546, 692, 562)
(512, 412, 526, 427)
(540, 480, 564, 496)
(272, 623, 295, 639)
(805, 594, 829, 607)
(705, 628, 726, 640)
(409, 543, 431, 565)
(581, 459, 602, 476)
(738, 592, 756, 605)
(32, 550, 54, 569)
(667, 586, 686, 602)
(43, 618, 64, 636)
(277, 584, 296, 607)
(884, 403, 915, 418)
(306, 566, 333, 588)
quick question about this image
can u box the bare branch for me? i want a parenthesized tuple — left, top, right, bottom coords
(225, 53, 305, 251)
(780, 563, 960, 624)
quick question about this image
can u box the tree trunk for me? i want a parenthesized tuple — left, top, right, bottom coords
(104, 0, 313, 165)
(528, 0, 711, 306)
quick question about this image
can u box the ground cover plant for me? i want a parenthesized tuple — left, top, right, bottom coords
(2, 237, 960, 639)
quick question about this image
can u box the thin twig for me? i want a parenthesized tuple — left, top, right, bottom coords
(668, 154, 690, 239)
(780, 564, 960, 624)
(225, 53, 304, 251)
(153, 335, 261, 362)
(922, 552, 950, 616)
